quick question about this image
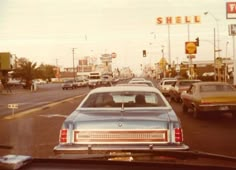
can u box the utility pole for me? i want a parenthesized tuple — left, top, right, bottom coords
(72, 48, 76, 81)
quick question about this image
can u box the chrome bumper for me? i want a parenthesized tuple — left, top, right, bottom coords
(54, 143, 189, 154)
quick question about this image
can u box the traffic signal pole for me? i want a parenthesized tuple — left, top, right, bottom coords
(233, 35, 236, 86)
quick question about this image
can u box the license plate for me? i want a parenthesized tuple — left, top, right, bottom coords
(219, 106, 229, 111)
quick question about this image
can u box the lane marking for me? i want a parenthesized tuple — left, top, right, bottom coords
(3, 94, 86, 120)
(39, 114, 68, 118)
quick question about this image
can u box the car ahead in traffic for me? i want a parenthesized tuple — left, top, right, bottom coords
(62, 80, 76, 90)
(181, 81, 236, 119)
(128, 80, 155, 87)
(54, 86, 189, 154)
(74, 79, 88, 87)
(157, 78, 177, 96)
(129, 77, 146, 82)
(169, 79, 201, 102)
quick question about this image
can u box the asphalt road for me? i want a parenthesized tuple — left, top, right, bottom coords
(0, 83, 90, 117)
(170, 99, 236, 157)
(0, 85, 236, 159)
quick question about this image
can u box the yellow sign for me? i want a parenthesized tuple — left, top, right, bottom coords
(185, 42, 197, 54)
(159, 57, 168, 70)
(156, 16, 201, 25)
(215, 57, 222, 69)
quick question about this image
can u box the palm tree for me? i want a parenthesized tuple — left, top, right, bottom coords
(13, 58, 38, 89)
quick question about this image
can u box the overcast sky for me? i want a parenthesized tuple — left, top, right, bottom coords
(0, 0, 235, 72)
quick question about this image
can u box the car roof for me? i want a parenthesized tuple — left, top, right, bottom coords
(116, 83, 149, 87)
(192, 81, 232, 86)
(129, 80, 154, 86)
(89, 86, 160, 93)
(176, 79, 201, 82)
(161, 77, 176, 81)
(130, 77, 146, 81)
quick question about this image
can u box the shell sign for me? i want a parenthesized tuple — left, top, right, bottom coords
(185, 42, 197, 54)
(156, 16, 201, 25)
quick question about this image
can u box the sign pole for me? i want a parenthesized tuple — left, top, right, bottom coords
(233, 35, 236, 85)
(12, 108, 15, 117)
(8, 104, 18, 117)
(214, 28, 217, 81)
(187, 24, 193, 79)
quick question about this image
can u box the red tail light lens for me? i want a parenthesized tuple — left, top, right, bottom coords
(59, 129, 68, 143)
(175, 128, 183, 142)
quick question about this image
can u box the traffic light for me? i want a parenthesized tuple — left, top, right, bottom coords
(195, 37, 199, 46)
(143, 50, 146, 57)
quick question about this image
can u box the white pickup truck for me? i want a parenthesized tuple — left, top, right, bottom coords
(88, 72, 102, 88)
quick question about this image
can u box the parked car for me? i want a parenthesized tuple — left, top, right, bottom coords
(157, 79, 177, 96)
(169, 79, 201, 102)
(7, 79, 25, 87)
(54, 86, 189, 154)
(181, 81, 236, 119)
(33, 79, 47, 84)
(62, 80, 76, 90)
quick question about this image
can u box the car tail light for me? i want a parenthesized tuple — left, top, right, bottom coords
(59, 129, 68, 143)
(175, 128, 183, 143)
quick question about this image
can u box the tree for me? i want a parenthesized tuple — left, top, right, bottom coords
(13, 57, 38, 88)
(36, 64, 56, 82)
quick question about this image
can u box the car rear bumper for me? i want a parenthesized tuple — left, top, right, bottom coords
(198, 104, 236, 113)
(54, 143, 189, 154)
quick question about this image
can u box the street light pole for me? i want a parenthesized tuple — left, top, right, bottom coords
(204, 11, 222, 81)
(204, 11, 221, 57)
(72, 48, 76, 81)
(226, 41, 229, 58)
(214, 28, 217, 81)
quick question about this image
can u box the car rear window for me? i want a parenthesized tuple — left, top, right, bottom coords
(164, 80, 176, 85)
(81, 92, 166, 108)
(179, 81, 200, 86)
(200, 84, 235, 92)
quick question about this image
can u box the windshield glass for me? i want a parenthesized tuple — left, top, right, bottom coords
(81, 92, 166, 107)
(1, 0, 236, 169)
(179, 81, 200, 86)
(200, 84, 235, 92)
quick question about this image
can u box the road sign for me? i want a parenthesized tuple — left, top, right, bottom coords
(185, 42, 197, 54)
(8, 104, 19, 109)
(226, 2, 236, 19)
(176, 64, 180, 72)
(229, 24, 236, 36)
(215, 57, 223, 69)
(187, 55, 196, 59)
(159, 57, 168, 70)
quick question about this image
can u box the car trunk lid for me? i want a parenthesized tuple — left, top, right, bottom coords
(62, 109, 178, 144)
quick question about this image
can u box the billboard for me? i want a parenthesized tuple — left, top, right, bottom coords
(226, 2, 236, 19)
(0, 52, 13, 70)
(228, 24, 236, 36)
(79, 59, 88, 66)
